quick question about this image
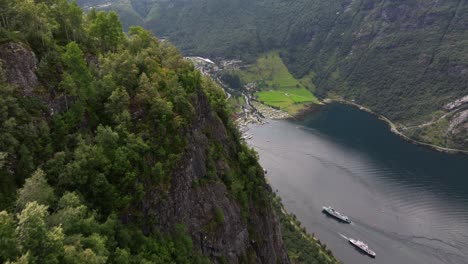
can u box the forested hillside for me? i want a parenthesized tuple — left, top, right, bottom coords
(0, 1, 341, 263)
(80, 0, 468, 150)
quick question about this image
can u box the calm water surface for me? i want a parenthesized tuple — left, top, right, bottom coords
(248, 103, 468, 264)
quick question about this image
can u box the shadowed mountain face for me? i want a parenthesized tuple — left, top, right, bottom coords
(80, 0, 468, 149)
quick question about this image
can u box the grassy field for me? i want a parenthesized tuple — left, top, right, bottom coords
(238, 51, 318, 114)
(256, 88, 317, 113)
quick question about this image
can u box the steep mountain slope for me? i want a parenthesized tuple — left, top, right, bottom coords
(78, 0, 344, 61)
(0, 1, 292, 263)
(301, 0, 468, 150)
(80, 0, 468, 150)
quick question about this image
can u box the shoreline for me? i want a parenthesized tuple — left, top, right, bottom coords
(322, 98, 468, 155)
(289, 101, 324, 120)
(241, 94, 468, 155)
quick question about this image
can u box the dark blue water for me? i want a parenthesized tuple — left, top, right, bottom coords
(249, 103, 468, 264)
(303, 104, 468, 200)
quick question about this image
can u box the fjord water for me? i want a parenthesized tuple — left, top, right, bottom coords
(249, 103, 468, 264)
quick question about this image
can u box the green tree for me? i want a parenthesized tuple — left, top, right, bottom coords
(89, 11, 124, 52)
(60, 138, 117, 214)
(16, 202, 64, 264)
(12, 0, 57, 48)
(16, 169, 55, 211)
(172, 224, 194, 263)
(0, 211, 18, 262)
(61, 41, 93, 100)
(127, 26, 155, 53)
(63, 246, 107, 264)
(105, 87, 130, 126)
(112, 248, 131, 264)
(49, 0, 85, 43)
(48, 192, 99, 235)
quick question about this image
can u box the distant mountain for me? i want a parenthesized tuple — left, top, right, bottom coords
(78, 0, 468, 150)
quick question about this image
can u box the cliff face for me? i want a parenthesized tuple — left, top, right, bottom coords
(0, 42, 39, 95)
(141, 88, 289, 263)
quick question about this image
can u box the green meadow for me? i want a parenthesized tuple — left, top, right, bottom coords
(257, 88, 317, 113)
(238, 51, 318, 114)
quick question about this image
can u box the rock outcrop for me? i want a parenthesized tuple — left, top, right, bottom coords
(445, 95, 468, 111)
(449, 109, 468, 133)
(0, 42, 38, 94)
(448, 109, 468, 147)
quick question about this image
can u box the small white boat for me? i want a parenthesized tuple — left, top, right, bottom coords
(349, 238, 376, 258)
(322, 206, 352, 223)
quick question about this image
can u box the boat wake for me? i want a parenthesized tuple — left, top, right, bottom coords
(339, 233, 349, 241)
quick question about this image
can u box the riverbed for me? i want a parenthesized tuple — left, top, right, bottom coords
(248, 103, 468, 264)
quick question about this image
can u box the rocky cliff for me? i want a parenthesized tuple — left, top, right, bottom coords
(140, 87, 289, 263)
(0, 42, 39, 95)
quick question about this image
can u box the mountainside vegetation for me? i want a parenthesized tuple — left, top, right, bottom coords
(0, 1, 339, 263)
(0, 1, 218, 262)
(80, 0, 468, 150)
